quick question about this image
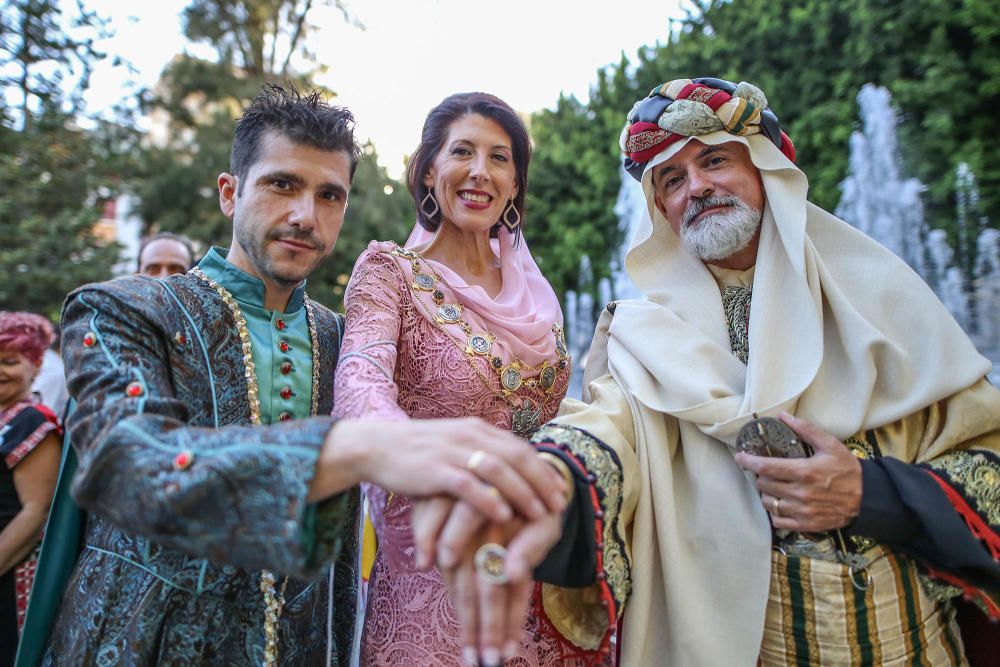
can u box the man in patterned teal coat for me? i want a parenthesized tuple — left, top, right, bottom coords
(22, 85, 560, 667)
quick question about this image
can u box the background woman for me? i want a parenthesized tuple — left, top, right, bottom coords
(334, 93, 605, 666)
(0, 312, 61, 667)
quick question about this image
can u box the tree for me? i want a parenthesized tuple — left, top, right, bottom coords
(526, 58, 640, 306)
(0, 0, 132, 317)
(526, 0, 999, 313)
(0, 103, 124, 318)
(0, 0, 109, 128)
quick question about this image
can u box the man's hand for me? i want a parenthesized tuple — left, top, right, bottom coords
(735, 412, 862, 532)
(412, 498, 565, 665)
(309, 417, 567, 524)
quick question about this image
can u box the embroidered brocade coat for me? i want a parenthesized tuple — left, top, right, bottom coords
(41, 272, 360, 666)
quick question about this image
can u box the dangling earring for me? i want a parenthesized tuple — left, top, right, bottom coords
(501, 199, 521, 231)
(420, 187, 440, 219)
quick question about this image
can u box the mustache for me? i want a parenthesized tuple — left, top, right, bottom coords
(682, 195, 747, 228)
(268, 228, 319, 249)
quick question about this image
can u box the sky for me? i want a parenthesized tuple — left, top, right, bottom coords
(81, 0, 687, 178)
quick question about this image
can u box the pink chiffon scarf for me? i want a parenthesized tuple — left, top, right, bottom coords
(403, 223, 564, 371)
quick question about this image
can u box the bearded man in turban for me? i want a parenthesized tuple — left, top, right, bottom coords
(500, 78, 1000, 666)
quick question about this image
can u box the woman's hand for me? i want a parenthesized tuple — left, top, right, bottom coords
(311, 417, 567, 524)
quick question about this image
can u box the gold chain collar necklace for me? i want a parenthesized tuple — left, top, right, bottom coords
(390, 245, 570, 437)
(192, 266, 320, 667)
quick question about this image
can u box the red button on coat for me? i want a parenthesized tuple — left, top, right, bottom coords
(279, 386, 293, 400)
(83, 332, 97, 347)
(280, 361, 292, 375)
(126, 381, 144, 397)
(276, 319, 286, 330)
(278, 412, 292, 422)
(279, 341, 289, 353)
(173, 450, 194, 470)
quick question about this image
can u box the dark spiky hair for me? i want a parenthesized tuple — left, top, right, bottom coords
(230, 83, 362, 192)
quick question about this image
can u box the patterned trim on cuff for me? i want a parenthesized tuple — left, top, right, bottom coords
(918, 448, 1000, 618)
(920, 449, 1000, 559)
(534, 423, 630, 654)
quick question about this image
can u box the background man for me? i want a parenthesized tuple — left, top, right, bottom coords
(136, 231, 195, 278)
(450, 78, 1000, 665)
(21, 84, 563, 667)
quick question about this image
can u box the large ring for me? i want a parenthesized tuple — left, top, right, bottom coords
(474, 543, 509, 585)
(771, 497, 782, 517)
(467, 450, 486, 472)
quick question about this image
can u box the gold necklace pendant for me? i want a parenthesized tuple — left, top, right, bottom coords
(392, 246, 420, 261)
(553, 323, 569, 359)
(499, 364, 523, 393)
(413, 272, 436, 291)
(538, 363, 557, 392)
(511, 398, 542, 438)
(436, 303, 463, 324)
(467, 333, 494, 356)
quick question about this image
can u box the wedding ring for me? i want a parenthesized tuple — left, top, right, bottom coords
(474, 542, 509, 585)
(771, 497, 782, 517)
(467, 450, 486, 472)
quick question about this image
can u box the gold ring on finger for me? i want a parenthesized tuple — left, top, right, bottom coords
(771, 497, 782, 517)
(467, 450, 486, 472)
(474, 542, 508, 585)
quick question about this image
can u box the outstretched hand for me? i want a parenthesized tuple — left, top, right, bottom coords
(734, 412, 862, 532)
(311, 417, 567, 524)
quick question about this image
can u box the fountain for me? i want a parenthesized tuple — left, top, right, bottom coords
(837, 84, 1000, 383)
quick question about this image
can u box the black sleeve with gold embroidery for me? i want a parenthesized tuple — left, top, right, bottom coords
(918, 449, 1000, 613)
(846, 452, 1000, 615)
(531, 424, 630, 629)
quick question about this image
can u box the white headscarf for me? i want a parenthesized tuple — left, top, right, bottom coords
(574, 130, 992, 666)
(618, 131, 990, 443)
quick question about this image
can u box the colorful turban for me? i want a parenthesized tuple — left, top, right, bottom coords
(620, 77, 796, 181)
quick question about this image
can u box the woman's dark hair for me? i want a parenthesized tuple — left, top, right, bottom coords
(407, 92, 531, 235)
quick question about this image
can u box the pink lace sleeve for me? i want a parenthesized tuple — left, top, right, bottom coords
(334, 246, 410, 422)
(333, 245, 416, 569)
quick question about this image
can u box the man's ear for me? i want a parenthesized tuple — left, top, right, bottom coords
(653, 192, 669, 220)
(218, 173, 238, 219)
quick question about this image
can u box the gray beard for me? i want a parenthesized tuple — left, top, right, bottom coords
(680, 195, 762, 261)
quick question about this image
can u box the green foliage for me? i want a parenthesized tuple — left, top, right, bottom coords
(0, 0, 109, 125)
(0, 106, 123, 318)
(0, 0, 131, 317)
(526, 58, 641, 306)
(527, 0, 1000, 307)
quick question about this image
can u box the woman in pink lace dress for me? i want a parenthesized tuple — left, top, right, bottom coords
(334, 93, 611, 666)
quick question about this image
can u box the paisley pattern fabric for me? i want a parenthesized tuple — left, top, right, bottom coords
(41, 273, 360, 667)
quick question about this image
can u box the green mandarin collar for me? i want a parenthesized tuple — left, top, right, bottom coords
(198, 247, 306, 313)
